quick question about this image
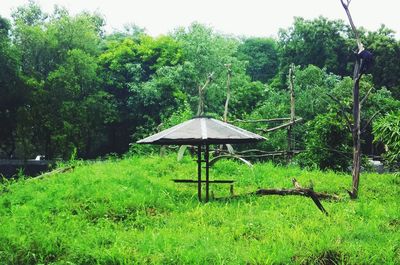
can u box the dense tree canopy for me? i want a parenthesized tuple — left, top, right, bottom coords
(1, 3, 399, 171)
(237, 37, 279, 83)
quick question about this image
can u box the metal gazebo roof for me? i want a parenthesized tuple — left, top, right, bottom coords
(137, 116, 266, 202)
(137, 116, 265, 145)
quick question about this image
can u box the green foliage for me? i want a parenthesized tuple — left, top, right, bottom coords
(173, 23, 247, 115)
(237, 37, 279, 83)
(297, 112, 352, 171)
(279, 17, 351, 79)
(364, 25, 400, 99)
(2, 2, 400, 166)
(0, 16, 28, 158)
(99, 34, 186, 151)
(0, 156, 398, 264)
(161, 101, 193, 129)
(373, 111, 400, 167)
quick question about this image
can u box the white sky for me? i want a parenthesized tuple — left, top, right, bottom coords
(1, 0, 399, 38)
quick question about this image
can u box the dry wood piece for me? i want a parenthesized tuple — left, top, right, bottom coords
(253, 188, 338, 201)
(235, 118, 291, 123)
(223, 64, 232, 122)
(28, 166, 75, 181)
(250, 178, 339, 215)
(197, 72, 214, 116)
(257, 118, 303, 133)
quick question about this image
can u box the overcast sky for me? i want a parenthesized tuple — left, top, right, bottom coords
(1, 0, 399, 38)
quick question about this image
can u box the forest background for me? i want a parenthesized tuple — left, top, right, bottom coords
(1, 1, 400, 171)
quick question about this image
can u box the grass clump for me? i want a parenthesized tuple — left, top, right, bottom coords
(0, 155, 398, 264)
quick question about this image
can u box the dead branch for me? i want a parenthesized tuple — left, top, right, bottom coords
(235, 118, 291, 123)
(209, 154, 252, 167)
(251, 178, 339, 215)
(253, 188, 339, 201)
(288, 64, 296, 156)
(223, 64, 232, 122)
(258, 118, 303, 133)
(215, 151, 303, 159)
(361, 110, 380, 133)
(197, 72, 214, 116)
(360, 87, 374, 107)
(28, 166, 74, 181)
(340, 0, 363, 51)
(289, 65, 296, 122)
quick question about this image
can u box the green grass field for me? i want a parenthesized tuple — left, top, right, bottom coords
(0, 155, 399, 264)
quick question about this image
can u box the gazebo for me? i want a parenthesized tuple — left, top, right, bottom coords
(137, 116, 265, 202)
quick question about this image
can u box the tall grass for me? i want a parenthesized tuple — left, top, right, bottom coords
(0, 155, 398, 264)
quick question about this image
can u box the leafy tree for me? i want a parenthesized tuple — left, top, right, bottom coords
(99, 34, 185, 152)
(10, 4, 109, 159)
(0, 16, 28, 157)
(297, 112, 352, 171)
(173, 23, 246, 116)
(373, 111, 400, 168)
(237, 37, 279, 83)
(364, 26, 400, 99)
(279, 17, 351, 78)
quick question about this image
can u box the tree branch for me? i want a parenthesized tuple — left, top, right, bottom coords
(223, 64, 232, 122)
(327, 94, 353, 131)
(257, 118, 303, 133)
(360, 87, 374, 107)
(361, 111, 380, 133)
(197, 72, 214, 116)
(235, 118, 291, 123)
(340, 0, 363, 51)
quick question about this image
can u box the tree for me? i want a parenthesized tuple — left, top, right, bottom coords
(237, 37, 279, 83)
(279, 16, 351, 78)
(0, 16, 28, 158)
(10, 3, 108, 159)
(173, 23, 247, 116)
(373, 111, 400, 168)
(364, 26, 400, 99)
(298, 112, 352, 171)
(99, 34, 185, 152)
(340, 0, 376, 199)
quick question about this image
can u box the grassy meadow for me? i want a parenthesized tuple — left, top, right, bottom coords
(0, 155, 399, 264)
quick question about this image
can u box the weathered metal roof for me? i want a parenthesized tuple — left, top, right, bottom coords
(137, 117, 266, 145)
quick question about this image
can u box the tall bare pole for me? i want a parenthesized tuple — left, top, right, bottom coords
(287, 64, 296, 156)
(340, 0, 364, 199)
(223, 64, 232, 122)
(197, 73, 214, 116)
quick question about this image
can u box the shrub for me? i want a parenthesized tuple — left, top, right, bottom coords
(296, 112, 352, 171)
(373, 111, 400, 169)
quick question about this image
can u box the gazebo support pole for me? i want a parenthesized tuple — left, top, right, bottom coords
(205, 144, 210, 202)
(197, 145, 202, 202)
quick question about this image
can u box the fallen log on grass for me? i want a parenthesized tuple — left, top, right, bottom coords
(27, 166, 75, 181)
(253, 187, 339, 201)
(248, 179, 339, 215)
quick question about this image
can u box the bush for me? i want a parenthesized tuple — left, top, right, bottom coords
(373, 111, 400, 169)
(296, 112, 352, 171)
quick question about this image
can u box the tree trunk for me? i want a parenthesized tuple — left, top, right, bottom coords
(350, 64, 362, 199)
(340, 0, 365, 199)
(223, 64, 231, 122)
(287, 64, 295, 160)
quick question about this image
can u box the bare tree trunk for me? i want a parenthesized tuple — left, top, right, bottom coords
(351, 67, 362, 199)
(287, 64, 295, 160)
(223, 64, 232, 122)
(197, 84, 204, 116)
(340, 0, 364, 199)
(197, 73, 214, 116)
